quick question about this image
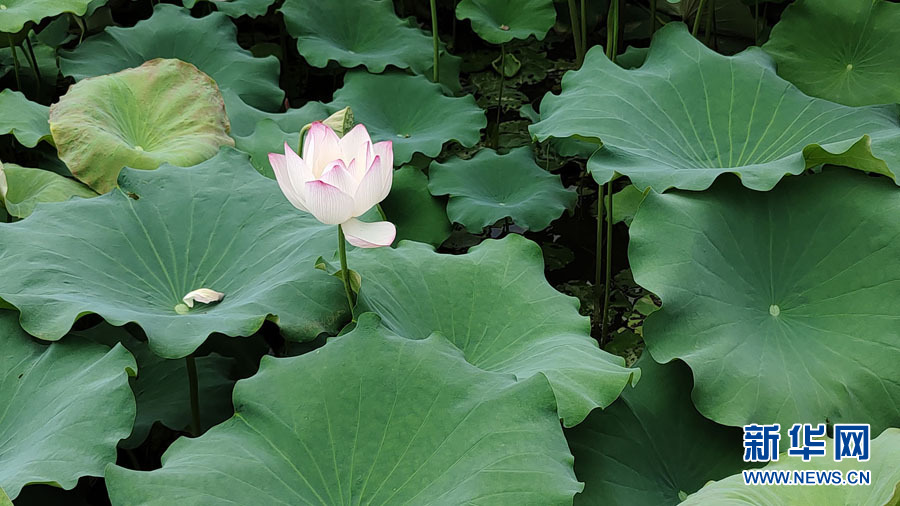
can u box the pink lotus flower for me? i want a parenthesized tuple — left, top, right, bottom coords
(269, 122, 396, 248)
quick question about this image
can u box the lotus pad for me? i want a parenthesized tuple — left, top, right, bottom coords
(380, 167, 451, 247)
(0, 310, 136, 500)
(279, 0, 433, 73)
(0, 149, 349, 359)
(0, 89, 50, 148)
(764, 0, 900, 107)
(329, 71, 486, 164)
(456, 0, 557, 44)
(58, 4, 283, 111)
(182, 0, 276, 18)
(530, 22, 900, 191)
(629, 168, 900, 432)
(351, 235, 639, 426)
(683, 429, 900, 505)
(49, 58, 234, 193)
(567, 356, 749, 506)
(106, 314, 583, 505)
(0, 162, 97, 218)
(0, 0, 98, 34)
(428, 147, 576, 232)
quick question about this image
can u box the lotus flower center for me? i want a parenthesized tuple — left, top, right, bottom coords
(846, 63, 853, 71)
(769, 304, 781, 317)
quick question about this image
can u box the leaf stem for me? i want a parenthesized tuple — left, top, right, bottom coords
(580, 0, 587, 60)
(567, 0, 584, 66)
(337, 225, 355, 315)
(429, 0, 440, 83)
(692, 0, 708, 37)
(186, 354, 201, 437)
(494, 43, 506, 148)
(606, 0, 620, 60)
(595, 183, 605, 331)
(650, 0, 657, 35)
(23, 37, 42, 94)
(7, 35, 21, 91)
(600, 184, 613, 344)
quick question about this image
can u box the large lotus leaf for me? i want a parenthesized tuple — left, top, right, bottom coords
(380, 167, 451, 247)
(568, 355, 749, 506)
(106, 314, 583, 505)
(0, 310, 136, 500)
(0, 149, 348, 359)
(456, 0, 556, 44)
(629, 168, 900, 432)
(0, 0, 100, 33)
(763, 0, 900, 107)
(58, 4, 283, 111)
(351, 235, 639, 426)
(49, 58, 234, 193)
(0, 162, 97, 218)
(0, 89, 50, 148)
(223, 89, 329, 138)
(530, 22, 900, 191)
(279, 0, 433, 73)
(683, 429, 900, 505)
(428, 147, 576, 232)
(76, 324, 236, 448)
(329, 71, 486, 164)
(183, 0, 275, 18)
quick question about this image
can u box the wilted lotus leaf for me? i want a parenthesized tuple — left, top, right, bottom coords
(0, 89, 51, 148)
(428, 147, 576, 232)
(630, 168, 900, 432)
(530, 22, 900, 191)
(49, 58, 234, 193)
(683, 429, 900, 505)
(106, 315, 583, 505)
(0, 162, 96, 218)
(456, 0, 557, 44)
(351, 235, 639, 426)
(59, 4, 283, 111)
(0, 149, 349, 359)
(0, 0, 100, 34)
(328, 71, 486, 164)
(0, 310, 136, 500)
(764, 0, 900, 106)
(279, 0, 433, 73)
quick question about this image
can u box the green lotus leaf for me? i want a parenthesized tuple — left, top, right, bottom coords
(763, 0, 900, 107)
(428, 147, 576, 232)
(629, 168, 900, 432)
(232, 120, 299, 178)
(0, 149, 348, 359)
(49, 58, 234, 193)
(530, 22, 900, 191)
(0, 310, 136, 500)
(0, 89, 50, 148)
(606, 184, 647, 226)
(279, 0, 433, 73)
(224, 89, 329, 138)
(106, 314, 583, 505)
(683, 429, 900, 505)
(381, 166, 451, 247)
(351, 235, 639, 426)
(76, 323, 236, 448)
(568, 355, 749, 505)
(456, 0, 557, 44)
(0, 0, 100, 34)
(329, 71, 486, 164)
(0, 487, 9, 506)
(0, 162, 97, 218)
(182, 0, 275, 18)
(59, 4, 283, 111)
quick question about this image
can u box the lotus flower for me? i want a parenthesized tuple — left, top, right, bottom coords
(268, 122, 396, 248)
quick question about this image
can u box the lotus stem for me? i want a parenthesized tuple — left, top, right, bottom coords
(337, 225, 355, 315)
(567, 0, 584, 66)
(7, 35, 21, 91)
(23, 37, 42, 94)
(186, 354, 201, 437)
(606, 0, 620, 60)
(429, 0, 440, 83)
(650, 0, 657, 35)
(704, 0, 716, 47)
(595, 183, 605, 336)
(692, 0, 708, 37)
(600, 185, 613, 343)
(494, 43, 506, 148)
(580, 0, 587, 60)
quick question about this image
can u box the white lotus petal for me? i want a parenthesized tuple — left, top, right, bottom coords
(182, 288, 225, 308)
